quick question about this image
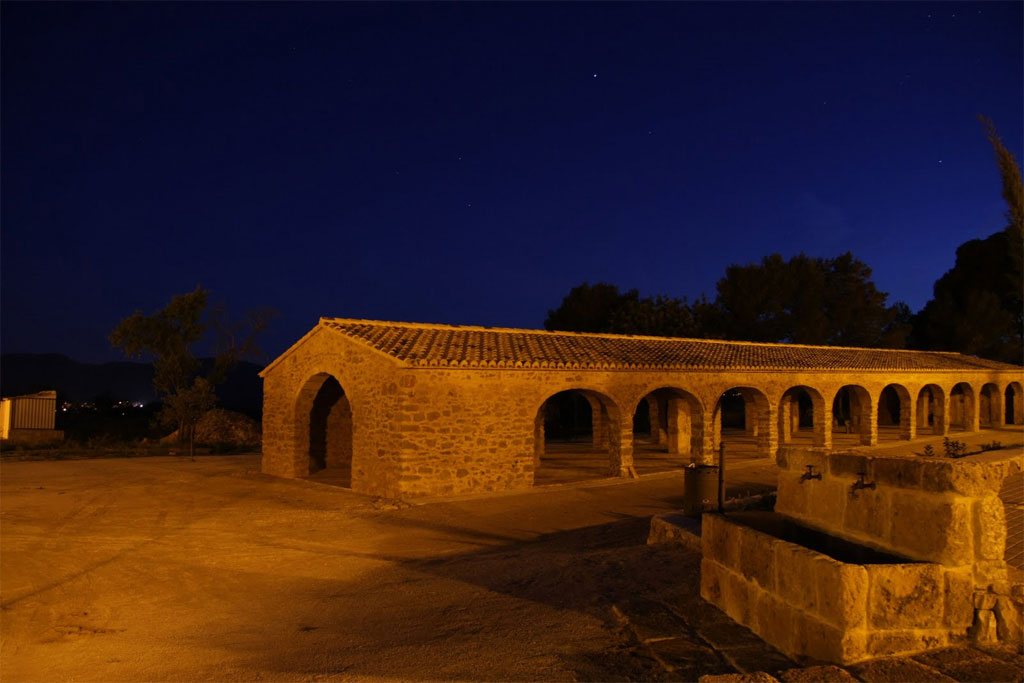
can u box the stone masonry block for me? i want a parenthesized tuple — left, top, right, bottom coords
(867, 564, 944, 630)
(775, 542, 819, 613)
(739, 525, 777, 592)
(943, 569, 974, 632)
(754, 591, 796, 657)
(994, 595, 1023, 647)
(870, 457, 923, 489)
(889, 491, 973, 565)
(702, 514, 739, 568)
(775, 474, 808, 518)
(784, 448, 829, 475)
(973, 495, 1007, 561)
(806, 478, 848, 531)
(829, 452, 869, 479)
(794, 612, 847, 664)
(842, 485, 889, 545)
(866, 629, 948, 658)
(814, 556, 867, 629)
(721, 568, 754, 626)
(701, 557, 725, 605)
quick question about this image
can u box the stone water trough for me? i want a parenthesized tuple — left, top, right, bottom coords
(699, 447, 1022, 664)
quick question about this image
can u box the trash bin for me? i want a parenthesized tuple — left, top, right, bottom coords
(683, 464, 719, 517)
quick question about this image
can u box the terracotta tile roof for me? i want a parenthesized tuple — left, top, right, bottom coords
(317, 318, 1023, 372)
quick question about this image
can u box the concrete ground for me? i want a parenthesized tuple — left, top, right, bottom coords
(1, 429, 1021, 681)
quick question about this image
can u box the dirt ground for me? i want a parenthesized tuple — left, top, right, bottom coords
(1, 430, 1021, 682)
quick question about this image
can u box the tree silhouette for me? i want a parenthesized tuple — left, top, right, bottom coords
(912, 118, 1023, 363)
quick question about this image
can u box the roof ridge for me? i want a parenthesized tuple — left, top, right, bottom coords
(318, 317, 972, 356)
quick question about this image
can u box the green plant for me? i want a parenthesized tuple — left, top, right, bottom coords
(942, 437, 968, 458)
(918, 444, 936, 457)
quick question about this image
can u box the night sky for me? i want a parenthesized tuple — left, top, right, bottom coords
(3, 2, 1021, 364)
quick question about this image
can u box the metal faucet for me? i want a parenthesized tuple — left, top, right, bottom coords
(799, 465, 822, 483)
(850, 471, 876, 495)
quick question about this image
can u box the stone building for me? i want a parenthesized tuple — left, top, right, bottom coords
(260, 318, 1023, 499)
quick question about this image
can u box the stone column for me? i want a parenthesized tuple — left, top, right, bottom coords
(917, 392, 930, 429)
(790, 398, 800, 435)
(585, 394, 607, 451)
(900, 392, 916, 440)
(988, 390, 1005, 428)
(608, 419, 634, 477)
(744, 401, 759, 437)
(935, 395, 949, 436)
(860, 395, 878, 446)
(702, 407, 718, 458)
(533, 412, 545, 469)
(1014, 387, 1024, 425)
(666, 398, 691, 456)
(779, 398, 792, 444)
(966, 391, 981, 432)
(646, 396, 663, 445)
(760, 401, 779, 458)
(813, 394, 831, 450)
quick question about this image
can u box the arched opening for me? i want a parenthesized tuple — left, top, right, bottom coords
(1007, 382, 1023, 425)
(979, 383, 1003, 428)
(916, 384, 946, 435)
(713, 387, 772, 458)
(631, 388, 704, 473)
(949, 383, 976, 432)
(534, 389, 620, 485)
(778, 386, 827, 447)
(877, 384, 912, 441)
(832, 385, 873, 446)
(295, 374, 353, 486)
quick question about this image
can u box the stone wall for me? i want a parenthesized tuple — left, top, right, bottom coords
(774, 446, 1023, 650)
(700, 513, 971, 663)
(261, 324, 1022, 499)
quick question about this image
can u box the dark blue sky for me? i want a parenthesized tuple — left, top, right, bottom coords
(3, 2, 1021, 363)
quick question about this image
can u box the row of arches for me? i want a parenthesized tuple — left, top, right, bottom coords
(288, 372, 1022, 491)
(534, 381, 1024, 485)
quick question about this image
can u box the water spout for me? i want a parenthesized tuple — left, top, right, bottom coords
(800, 464, 822, 483)
(850, 471, 876, 496)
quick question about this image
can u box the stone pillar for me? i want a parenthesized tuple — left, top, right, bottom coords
(609, 419, 634, 477)
(760, 401, 778, 458)
(533, 412, 545, 469)
(936, 396, 950, 436)
(702, 407, 718, 457)
(917, 392, 930, 429)
(779, 398, 792, 444)
(585, 394, 607, 451)
(813, 394, 831, 450)
(966, 391, 981, 432)
(646, 396, 665, 445)
(744, 401, 759, 437)
(666, 398, 691, 456)
(860, 395, 878, 446)
(1014, 387, 1024, 425)
(790, 398, 800, 435)
(988, 390, 1005, 428)
(900, 392, 916, 440)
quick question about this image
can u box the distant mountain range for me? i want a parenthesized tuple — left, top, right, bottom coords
(0, 353, 263, 416)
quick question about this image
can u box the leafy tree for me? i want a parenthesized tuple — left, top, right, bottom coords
(912, 118, 1023, 363)
(544, 282, 640, 333)
(110, 287, 274, 452)
(712, 252, 909, 347)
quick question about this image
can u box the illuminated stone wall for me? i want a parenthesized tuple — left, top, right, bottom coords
(262, 324, 1021, 500)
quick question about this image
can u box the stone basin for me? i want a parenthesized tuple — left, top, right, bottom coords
(700, 512, 972, 664)
(724, 511, 914, 565)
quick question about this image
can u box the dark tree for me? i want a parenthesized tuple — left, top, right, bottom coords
(544, 282, 640, 333)
(110, 287, 274, 455)
(912, 118, 1023, 363)
(712, 252, 910, 347)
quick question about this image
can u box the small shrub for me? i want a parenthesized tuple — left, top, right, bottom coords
(942, 437, 968, 458)
(979, 441, 1003, 452)
(917, 444, 936, 457)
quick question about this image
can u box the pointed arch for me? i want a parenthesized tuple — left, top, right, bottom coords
(294, 373, 353, 484)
